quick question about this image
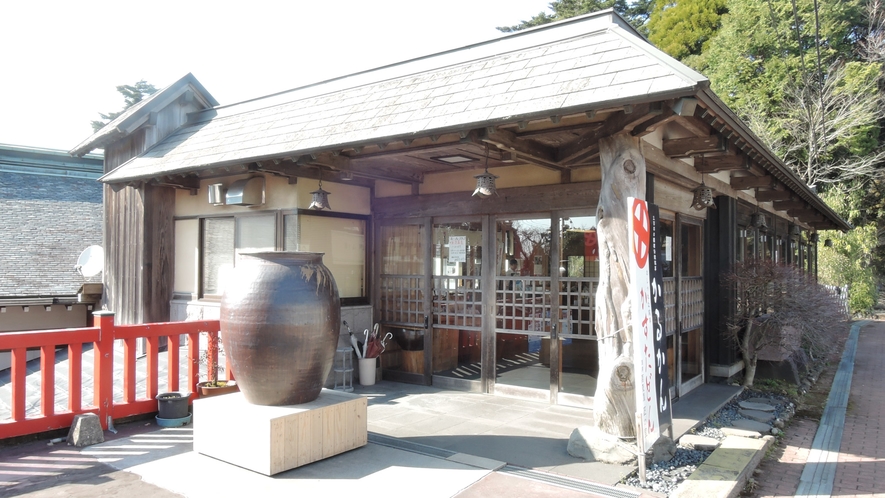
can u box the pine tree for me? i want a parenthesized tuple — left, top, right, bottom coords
(90, 80, 158, 132)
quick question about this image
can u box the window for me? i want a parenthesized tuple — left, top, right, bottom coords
(199, 211, 367, 303)
(285, 213, 366, 300)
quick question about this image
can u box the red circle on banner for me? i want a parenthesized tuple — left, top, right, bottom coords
(632, 199, 649, 269)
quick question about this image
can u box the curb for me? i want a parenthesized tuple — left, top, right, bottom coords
(669, 434, 774, 498)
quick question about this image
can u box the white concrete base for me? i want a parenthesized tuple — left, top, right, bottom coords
(194, 389, 367, 475)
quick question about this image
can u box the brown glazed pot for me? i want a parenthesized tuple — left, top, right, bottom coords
(220, 252, 340, 406)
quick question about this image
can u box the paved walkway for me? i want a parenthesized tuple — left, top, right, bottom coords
(754, 320, 885, 498)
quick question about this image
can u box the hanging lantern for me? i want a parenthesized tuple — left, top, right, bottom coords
(309, 179, 331, 210)
(824, 238, 833, 247)
(791, 224, 801, 236)
(473, 144, 498, 198)
(809, 233, 819, 243)
(473, 170, 499, 198)
(750, 212, 769, 232)
(690, 180, 715, 210)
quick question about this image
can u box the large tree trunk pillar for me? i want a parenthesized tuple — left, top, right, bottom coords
(593, 133, 647, 438)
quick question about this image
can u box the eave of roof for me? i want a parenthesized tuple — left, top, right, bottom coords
(696, 90, 852, 231)
(69, 73, 219, 157)
(98, 10, 707, 184)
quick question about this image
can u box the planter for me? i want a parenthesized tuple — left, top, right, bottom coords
(221, 252, 340, 406)
(198, 380, 239, 398)
(156, 392, 190, 419)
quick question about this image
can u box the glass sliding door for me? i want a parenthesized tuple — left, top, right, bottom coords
(558, 214, 600, 398)
(493, 216, 552, 394)
(377, 221, 427, 379)
(430, 219, 484, 383)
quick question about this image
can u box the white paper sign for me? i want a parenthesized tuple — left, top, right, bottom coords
(449, 236, 467, 263)
(628, 197, 660, 452)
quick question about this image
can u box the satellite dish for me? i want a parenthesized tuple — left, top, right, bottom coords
(76, 245, 104, 277)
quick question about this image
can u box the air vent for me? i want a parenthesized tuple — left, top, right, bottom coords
(226, 177, 265, 206)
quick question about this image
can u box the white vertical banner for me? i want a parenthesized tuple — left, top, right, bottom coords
(628, 197, 660, 452)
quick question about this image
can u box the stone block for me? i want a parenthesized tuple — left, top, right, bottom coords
(721, 427, 761, 438)
(567, 426, 636, 464)
(652, 436, 676, 463)
(679, 434, 721, 451)
(739, 409, 775, 423)
(739, 400, 776, 412)
(731, 418, 772, 433)
(67, 413, 104, 447)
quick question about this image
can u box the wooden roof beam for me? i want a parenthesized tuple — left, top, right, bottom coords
(557, 103, 659, 164)
(306, 152, 424, 184)
(479, 129, 565, 172)
(694, 154, 750, 173)
(731, 175, 775, 190)
(662, 134, 725, 157)
(788, 208, 825, 221)
(755, 188, 793, 202)
(151, 175, 200, 191)
(772, 200, 807, 211)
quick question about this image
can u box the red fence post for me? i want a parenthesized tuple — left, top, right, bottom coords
(11, 347, 27, 421)
(40, 345, 56, 417)
(93, 311, 115, 430)
(68, 342, 83, 413)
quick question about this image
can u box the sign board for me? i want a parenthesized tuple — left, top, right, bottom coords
(449, 236, 467, 263)
(648, 204, 672, 433)
(628, 197, 660, 452)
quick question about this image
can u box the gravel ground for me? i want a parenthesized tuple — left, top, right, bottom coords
(623, 388, 793, 496)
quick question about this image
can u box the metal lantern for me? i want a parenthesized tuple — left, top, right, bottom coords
(790, 224, 801, 236)
(825, 238, 833, 247)
(810, 233, 819, 243)
(309, 179, 331, 210)
(750, 212, 769, 232)
(473, 144, 498, 198)
(690, 180, 715, 210)
(473, 170, 499, 198)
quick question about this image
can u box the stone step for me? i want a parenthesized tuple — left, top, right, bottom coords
(739, 408, 776, 423)
(678, 434, 721, 451)
(721, 427, 762, 438)
(746, 397, 782, 406)
(731, 418, 772, 433)
(739, 400, 776, 412)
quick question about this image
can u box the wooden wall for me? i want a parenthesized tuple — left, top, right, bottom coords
(102, 90, 206, 324)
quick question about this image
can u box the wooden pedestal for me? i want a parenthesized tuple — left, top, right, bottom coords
(193, 389, 367, 475)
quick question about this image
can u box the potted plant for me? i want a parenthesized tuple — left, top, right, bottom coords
(155, 391, 192, 427)
(196, 334, 239, 397)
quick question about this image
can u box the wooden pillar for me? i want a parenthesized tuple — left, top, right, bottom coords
(593, 133, 646, 438)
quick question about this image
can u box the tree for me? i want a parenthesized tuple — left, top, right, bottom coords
(646, 0, 728, 61)
(722, 259, 847, 386)
(90, 80, 158, 132)
(497, 0, 653, 34)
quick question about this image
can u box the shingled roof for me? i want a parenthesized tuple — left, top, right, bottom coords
(99, 11, 707, 183)
(0, 145, 103, 298)
(91, 9, 849, 231)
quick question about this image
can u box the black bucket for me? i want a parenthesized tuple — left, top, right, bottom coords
(156, 392, 190, 419)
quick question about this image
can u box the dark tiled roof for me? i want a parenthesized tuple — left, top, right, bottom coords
(0, 171, 102, 297)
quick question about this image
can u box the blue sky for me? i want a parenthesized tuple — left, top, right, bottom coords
(1, 0, 550, 152)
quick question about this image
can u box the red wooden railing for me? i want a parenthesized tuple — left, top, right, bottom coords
(0, 311, 228, 440)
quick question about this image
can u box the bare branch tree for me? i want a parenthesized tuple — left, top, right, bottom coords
(772, 62, 885, 189)
(722, 259, 848, 386)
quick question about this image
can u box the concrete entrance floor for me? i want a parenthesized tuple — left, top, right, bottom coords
(0, 381, 739, 497)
